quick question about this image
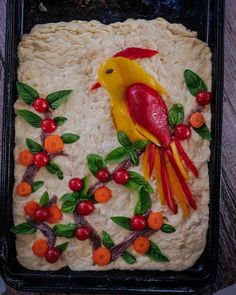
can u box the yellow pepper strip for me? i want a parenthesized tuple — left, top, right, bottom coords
(170, 141, 189, 181)
(135, 123, 161, 146)
(154, 148, 165, 205)
(165, 154, 190, 218)
(142, 145, 150, 180)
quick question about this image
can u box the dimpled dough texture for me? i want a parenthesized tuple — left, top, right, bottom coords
(14, 18, 211, 271)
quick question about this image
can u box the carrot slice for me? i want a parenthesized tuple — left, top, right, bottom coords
(93, 247, 111, 266)
(154, 148, 165, 205)
(19, 149, 34, 166)
(189, 112, 205, 128)
(94, 186, 112, 203)
(147, 212, 164, 230)
(48, 206, 62, 224)
(32, 239, 49, 257)
(133, 236, 150, 254)
(16, 182, 32, 197)
(24, 201, 40, 217)
(44, 135, 64, 154)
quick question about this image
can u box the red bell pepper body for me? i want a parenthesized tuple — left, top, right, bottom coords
(148, 143, 156, 177)
(90, 81, 101, 90)
(113, 47, 158, 60)
(126, 83, 172, 148)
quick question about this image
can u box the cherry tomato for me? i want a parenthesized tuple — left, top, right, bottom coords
(130, 215, 147, 231)
(96, 168, 110, 182)
(41, 119, 57, 133)
(173, 124, 191, 140)
(76, 201, 94, 216)
(33, 98, 49, 113)
(68, 177, 84, 192)
(112, 169, 129, 185)
(196, 91, 212, 106)
(75, 226, 91, 240)
(45, 247, 61, 263)
(33, 207, 50, 222)
(34, 152, 49, 167)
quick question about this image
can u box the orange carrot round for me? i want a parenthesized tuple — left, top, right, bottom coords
(32, 239, 49, 257)
(24, 201, 40, 217)
(147, 212, 164, 230)
(44, 135, 64, 154)
(16, 182, 32, 197)
(189, 112, 205, 128)
(94, 186, 112, 203)
(48, 205, 62, 224)
(92, 247, 111, 266)
(19, 149, 34, 166)
(133, 236, 150, 254)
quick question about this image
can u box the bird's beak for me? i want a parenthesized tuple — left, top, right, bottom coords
(90, 81, 101, 91)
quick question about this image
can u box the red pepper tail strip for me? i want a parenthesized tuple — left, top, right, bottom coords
(113, 47, 158, 60)
(165, 149, 197, 210)
(160, 149, 177, 214)
(173, 136, 198, 178)
(90, 81, 101, 91)
(148, 143, 156, 177)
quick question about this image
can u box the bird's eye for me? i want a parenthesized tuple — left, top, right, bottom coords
(105, 68, 114, 74)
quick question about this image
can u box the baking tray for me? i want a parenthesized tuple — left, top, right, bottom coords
(0, 0, 224, 293)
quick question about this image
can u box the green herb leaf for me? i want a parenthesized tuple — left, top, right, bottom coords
(39, 191, 49, 207)
(31, 181, 44, 193)
(53, 223, 77, 238)
(10, 221, 36, 235)
(61, 200, 77, 213)
(161, 224, 176, 233)
(25, 138, 43, 154)
(117, 131, 132, 150)
(56, 242, 68, 253)
(105, 147, 129, 164)
(60, 193, 78, 203)
(132, 140, 149, 151)
(39, 1, 47, 12)
(193, 124, 212, 140)
(128, 150, 139, 166)
(184, 69, 207, 96)
(134, 186, 152, 215)
(46, 160, 64, 180)
(16, 81, 39, 105)
(54, 116, 67, 126)
(81, 176, 89, 195)
(61, 133, 80, 144)
(168, 104, 184, 129)
(46, 90, 72, 109)
(110, 216, 132, 231)
(16, 110, 42, 128)
(146, 241, 169, 262)
(87, 154, 106, 176)
(102, 231, 114, 248)
(122, 251, 136, 264)
(125, 171, 153, 193)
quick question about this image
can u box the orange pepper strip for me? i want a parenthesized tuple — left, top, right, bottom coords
(165, 154, 190, 218)
(142, 145, 150, 180)
(154, 148, 165, 205)
(170, 141, 189, 181)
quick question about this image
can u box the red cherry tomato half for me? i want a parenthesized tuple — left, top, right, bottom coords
(173, 124, 191, 140)
(33, 207, 50, 222)
(112, 169, 129, 185)
(130, 215, 147, 231)
(75, 226, 91, 240)
(33, 98, 49, 113)
(34, 152, 49, 167)
(96, 168, 110, 182)
(76, 201, 95, 216)
(196, 91, 212, 106)
(41, 119, 57, 133)
(45, 247, 61, 263)
(68, 177, 84, 192)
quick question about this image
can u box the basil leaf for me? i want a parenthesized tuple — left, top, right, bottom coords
(16, 81, 39, 105)
(25, 138, 43, 154)
(10, 221, 36, 235)
(16, 110, 42, 128)
(133, 140, 149, 151)
(193, 124, 212, 140)
(46, 90, 72, 109)
(53, 223, 77, 238)
(39, 1, 48, 12)
(60, 193, 78, 203)
(102, 231, 114, 248)
(110, 216, 132, 231)
(128, 150, 139, 166)
(61, 133, 80, 144)
(184, 69, 207, 96)
(31, 181, 44, 193)
(105, 147, 129, 164)
(56, 242, 68, 253)
(39, 191, 49, 207)
(46, 161, 64, 180)
(161, 224, 176, 233)
(122, 251, 136, 264)
(168, 104, 184, 129)
(81, 176, 89, 195)
(146, 241, 169, 262)
(61, 200, 77, 213)
(87, 154, 106, 176)
(134, 186, 151, 215)
(54, 116, 67, 126)
(117, 131, 132, 150)
(125, 171, 153, 193)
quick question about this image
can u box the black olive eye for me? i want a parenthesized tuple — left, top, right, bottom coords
(105, 68, 114, 74)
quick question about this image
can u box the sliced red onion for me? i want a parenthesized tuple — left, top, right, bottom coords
(22, 165, 39, 183)
(32, 221, 56, 247)
(47, 195, 58, 207)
